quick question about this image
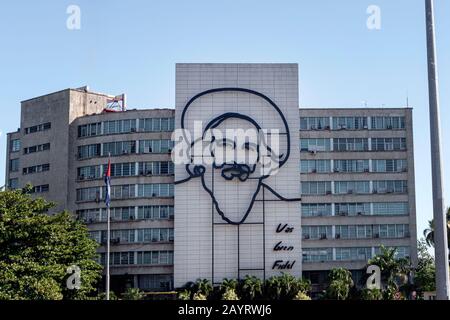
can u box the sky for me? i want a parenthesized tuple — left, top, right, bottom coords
(0, 0, 449, 240)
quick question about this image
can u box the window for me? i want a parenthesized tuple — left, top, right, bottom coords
(8, 178, 19, 190)
(136, 251, 174, 265)
(302, 226, 332, 240)
(374, 246, 410, 259)
(372, 138, 406, 151)
(137, 206, 174, 220)
(334, 160, 369, 173)
(300, 160, 331, 173)
(139, 140, 174, 154)
(77, 209, 102, 223)
(373, 202, 408, 216)
(373, 180, 408, 194)
(25, 122, 51, 134)
(335, 225, 372, 239)
(335, 203, 371, 216)
(102, 163, 136, 177)
(101, 252, 135, 266)
(372, 159, 407, 173)
(137, 184, 174, 198)
(23, 163, 50, 175)
(334, 181, 370, 194)
(9, 159, 19, 172)
(102, 141, 136, 156)
(76, 187, 101, 202)
(333, 117, 368, 130)
(301, 203, 332, 217)
(138, 275, 173, 292)
(333, 138, 369, 151)
(102, 184, 135, 200)
(302, 248, 333, 263)
(371, 116, 405, 130)
(78, 122, 101, 137)
(139, 118, 175, 132)
(10, 139, 21, 152)
(335, 247, 372, 261)
(300, 117, 330, 130)
(77, 165, 101, 180)
(300, 139, 331, 152)
(103, 119, 137, 135)
(138, 162, 174, 175)
(78, 144, 101, 159)
(301, 182, 332, 195)
(24, 143, 50, 154)
(31, 184, 49, 193)
(136, 228, 174, 243)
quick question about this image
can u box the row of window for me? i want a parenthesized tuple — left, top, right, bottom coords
(78, 118, 175, 137)
(23, 163, 50, 175)
(302, 246, 410, 263)
(300, 138, 407, 152)
(89, 228, 174, 244)
(77, 205, 174, 223)
(138, 274, 173, 292)
(300, 159, 407, 173)
(8, 180, 49, 193)
(76, 184, 174, 201)
(301, 202, 409, 217)
(77, 161, 174, 180)
(98, 251, 174, 266)
(31, 184, 49, 193)
(301, 180, 408, 195)
(78, 140, 174, 159)
(25, 122, 51, 135)
(23, 143, 50, 155)
(300, 116, 406, 131)
(302, 224, 409, 240)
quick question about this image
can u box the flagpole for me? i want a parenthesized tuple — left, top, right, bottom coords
(425, 0, 450, 300)
(106, 153, 111, 300)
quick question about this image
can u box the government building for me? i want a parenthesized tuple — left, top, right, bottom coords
(4, 63, 417, 295)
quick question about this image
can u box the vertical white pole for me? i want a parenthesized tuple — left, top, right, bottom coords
(106, 153, 111, 300)
(425, 0, 450, 300)
(106, 205, 110, 300)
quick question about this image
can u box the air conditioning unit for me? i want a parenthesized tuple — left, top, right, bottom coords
(348, 190, 354, 194)
(131, 128, 136, 132)
(335, 234, 341, 239)
(325, 125, 331, 130)
(326, 190, 332, 195)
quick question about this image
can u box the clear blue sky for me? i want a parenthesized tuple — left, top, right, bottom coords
(0, 0, 449, 239)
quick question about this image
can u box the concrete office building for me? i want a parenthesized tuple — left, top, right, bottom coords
(4, 63, 417, 294)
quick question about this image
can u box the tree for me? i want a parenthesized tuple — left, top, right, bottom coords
(0, 188, 102, 300)
(325, 268, 354, 300)
(423, 208, 450, 248)
(414, 239, 436, 294)
(264, 273, 311, 300)
(367, 246, 411, 299)
(122, 288, 145, 300)
(239, 275, 263, 300)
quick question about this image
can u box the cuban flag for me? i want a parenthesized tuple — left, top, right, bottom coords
(104, 160, 111, 207)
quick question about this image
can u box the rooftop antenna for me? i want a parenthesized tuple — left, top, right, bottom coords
(406, 90, 410, 107)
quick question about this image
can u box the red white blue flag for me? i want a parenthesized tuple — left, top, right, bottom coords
(104, 160, 111, 207)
